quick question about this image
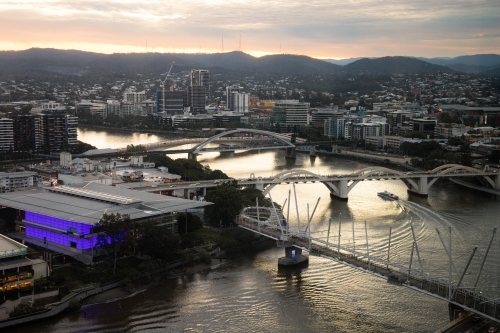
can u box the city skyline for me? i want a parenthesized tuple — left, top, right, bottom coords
(1, 1, 500, 59)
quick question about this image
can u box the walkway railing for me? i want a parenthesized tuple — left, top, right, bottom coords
(237, 212, 500, 321)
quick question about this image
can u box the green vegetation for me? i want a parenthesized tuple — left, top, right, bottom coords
(9, 302, 45, 318)
(146, 154, 229, 181)
(94, 213, 135, 275)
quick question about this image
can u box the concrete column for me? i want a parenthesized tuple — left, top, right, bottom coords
(309, 145, 316, 157)
(187, 152, 197, 161)
(495, 174, 500, 190)
(329, 180, 348, 200)
(183, 189, 189, 199)
(285, 147, 296, 160)
(418, 176, 428, 196)
(203, 188, 207, 196)
(407, 176, 428, 196)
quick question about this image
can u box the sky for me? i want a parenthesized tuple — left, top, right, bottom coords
(1, 0, 500, 59)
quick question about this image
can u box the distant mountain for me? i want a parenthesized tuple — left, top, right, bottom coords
(322, 57, 372, 66)
(416, 54, 500, 74)
(421, 54, 500, 67)
(0, 49, 340, 79)
(344, 56, 455, 74)
(2, 49, 498, 80)
(479, 65, 500, 77)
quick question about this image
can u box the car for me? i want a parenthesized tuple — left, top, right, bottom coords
(189, 183, 197, 186)
(471, 315, 481, 322)
(170, 185, 176, 188)
(488, 327, 498, 333)
(151, 184, 157, 188)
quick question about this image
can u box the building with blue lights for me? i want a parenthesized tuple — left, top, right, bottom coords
(0, 183, 211, 264)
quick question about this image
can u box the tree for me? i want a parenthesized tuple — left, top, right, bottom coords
(94, 213, 134, 276)
(204, 184, 243, 227)
(137, 224, 181, 261)
(177, 212, 203, 233)
(459, 143, 473, 167)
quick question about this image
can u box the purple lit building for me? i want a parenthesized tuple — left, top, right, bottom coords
(0, 183, 211, 264)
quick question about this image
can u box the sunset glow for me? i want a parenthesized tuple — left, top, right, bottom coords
(1, 0, 499, 58)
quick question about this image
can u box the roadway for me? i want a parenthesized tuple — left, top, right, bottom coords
(441, 314, 498, 333)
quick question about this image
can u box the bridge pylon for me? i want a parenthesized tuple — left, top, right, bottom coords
(278, 243, 309, 266)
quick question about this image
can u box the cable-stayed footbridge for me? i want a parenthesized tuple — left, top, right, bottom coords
(236, 190, 500, 323)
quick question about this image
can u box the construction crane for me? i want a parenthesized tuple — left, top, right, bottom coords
(160, 61, 175, 113)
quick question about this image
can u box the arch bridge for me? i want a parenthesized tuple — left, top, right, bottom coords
(187, 129, 296, 160)
(246, 165, 500, 200)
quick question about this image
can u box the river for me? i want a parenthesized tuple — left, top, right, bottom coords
(13, 128, 499, 333)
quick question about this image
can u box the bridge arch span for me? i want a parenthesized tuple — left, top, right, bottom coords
(427, 164, 497, 189)
(262, 169, 339, 196)
(191, 129, 295, 155)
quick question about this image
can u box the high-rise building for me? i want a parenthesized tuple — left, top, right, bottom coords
(189, 85, 207, 115)
(190, 70, 210, 98)
(0, 118, 14, 151)
(231, 93, 249, 113)
(11, 114, 40, 152)
(38, 110, 78, 152)
(189, 70, 210, 114)
(156, 90, 187, 114)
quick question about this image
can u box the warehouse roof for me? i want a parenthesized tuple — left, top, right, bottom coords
(0, 183, 211, 225)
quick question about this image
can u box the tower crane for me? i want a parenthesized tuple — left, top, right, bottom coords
(160, 61, 175, 113)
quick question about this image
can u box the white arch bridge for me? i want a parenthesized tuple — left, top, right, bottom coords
(240, 164, 500, 199)
(186, 129, 296, 160)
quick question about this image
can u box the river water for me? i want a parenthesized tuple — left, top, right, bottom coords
(14, 128, 499, 333)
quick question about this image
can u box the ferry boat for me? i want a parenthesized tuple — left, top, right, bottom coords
(377, 191, 399, 201)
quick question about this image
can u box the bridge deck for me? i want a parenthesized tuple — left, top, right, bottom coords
(237, 217, 500, 321)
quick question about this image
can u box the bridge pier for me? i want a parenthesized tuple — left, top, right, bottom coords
(309, 145, 316, 157)
(329, 180, 349, 201)
(285, 147, 296, 160)
(448, 303, 467, 322)
(278, 245, 308, 266)
(406, 176, 429, 197)
(187, 152, 197, 161)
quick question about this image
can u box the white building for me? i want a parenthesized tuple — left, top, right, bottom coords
(0, 118, 14, 151)
(272, 100, 310, 127)
(0, 171, 38, 193)
(123, 91, 146, 104)
(231, 92, 249, 113)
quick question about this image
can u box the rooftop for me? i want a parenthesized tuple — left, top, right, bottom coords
(0, 183, 211, 226)
(0, 234, 28, 260)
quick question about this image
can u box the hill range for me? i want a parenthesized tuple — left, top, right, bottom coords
(0, 49, 499, 79)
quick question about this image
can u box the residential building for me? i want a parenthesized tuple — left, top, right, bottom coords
(230, 93, 249, 113)
(11, 114, 40, 152)
(123, 91, 146, 104)
(38, 110, 78, 152)
(0, 118, 14, 151)
(0, 171, 38, 193)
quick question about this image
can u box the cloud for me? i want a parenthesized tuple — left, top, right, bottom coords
(0, 0, 499, 58)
